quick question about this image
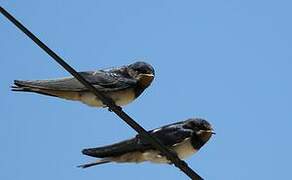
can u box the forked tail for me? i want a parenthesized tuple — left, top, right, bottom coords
(77, 159, 111, 168)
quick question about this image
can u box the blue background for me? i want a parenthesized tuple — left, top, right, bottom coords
(1, 1, 291, 179)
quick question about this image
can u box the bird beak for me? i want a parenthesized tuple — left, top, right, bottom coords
(204, 129, 216, 135)
(211, 128, 216, 134)
(140, 73, 154, 77)
(138, 73, 155, 81)
(210, 127, 216, 134)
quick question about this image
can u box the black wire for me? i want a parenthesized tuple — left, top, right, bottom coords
(1, 6, 203, 180)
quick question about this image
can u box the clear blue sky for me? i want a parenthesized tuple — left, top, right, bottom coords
(1, 1, 291, 179)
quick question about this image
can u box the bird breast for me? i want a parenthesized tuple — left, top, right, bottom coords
(79, 88, 136, 107)
(143, 138, 197, 163)
(110, 138, 197, 164)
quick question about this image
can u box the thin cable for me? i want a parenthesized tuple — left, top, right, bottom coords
(1, 6, 203, 180)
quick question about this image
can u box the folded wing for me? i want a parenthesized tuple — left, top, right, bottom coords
(12, 70, 137, 92)
(82, 122, 193, 158)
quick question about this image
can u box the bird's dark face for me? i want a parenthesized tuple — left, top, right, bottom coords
(128, 61, 155, 87)
(184, 118, 215, 142)
(128, 61, 155, 77)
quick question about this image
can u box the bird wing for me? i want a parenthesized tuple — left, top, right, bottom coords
(145, 124, 193, 147)
(13, 70, 137, 92)
(82, 122, 193, 158)
(82, 138, 142, 158)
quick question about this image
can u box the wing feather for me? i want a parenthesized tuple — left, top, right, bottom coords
(13, 70, 137, 92)
(82, 122, 192, 158)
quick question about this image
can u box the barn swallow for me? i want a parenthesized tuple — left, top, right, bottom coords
(11, 61, 155, 107)
(78, 118, 215, 168)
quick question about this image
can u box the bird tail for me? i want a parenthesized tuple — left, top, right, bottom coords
(11, 80, 58, 97)
(77, 159, 111, 168)
(12, 80, 37, 92)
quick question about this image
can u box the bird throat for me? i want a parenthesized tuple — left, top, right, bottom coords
(191, 133, 212, 150)
(138, 74, 154, 88)
(134, 75, 154, 97)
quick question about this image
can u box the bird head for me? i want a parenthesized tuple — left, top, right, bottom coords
(184, 118, 215, 142)
(128, 61, 155, 87)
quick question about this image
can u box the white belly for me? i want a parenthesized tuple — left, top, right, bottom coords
(142, 138, 197, 164)
(109, 138, 197, 164)
(79, 89, 136, 107)
(173, 138, 197, 160)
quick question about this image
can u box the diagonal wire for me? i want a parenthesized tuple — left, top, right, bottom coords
(1, 6, 203, 180)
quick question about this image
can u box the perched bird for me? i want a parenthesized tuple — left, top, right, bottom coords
(79, 118, 215, 168)
(12, 61, 155, 107)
